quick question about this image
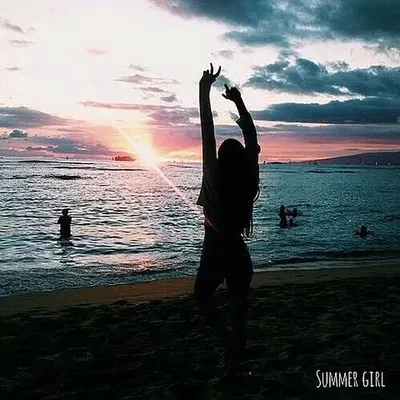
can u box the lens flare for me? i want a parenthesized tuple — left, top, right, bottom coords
(117, 127, 201, 215)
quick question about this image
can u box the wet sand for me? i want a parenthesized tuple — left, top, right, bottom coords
(1, 262, 399, 399)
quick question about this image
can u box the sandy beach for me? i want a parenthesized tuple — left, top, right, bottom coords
(1, 261, 399, 399)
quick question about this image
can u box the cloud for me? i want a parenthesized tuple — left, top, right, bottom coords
(81, 100, 219, 127)
(128, 64, 146, 71)
(251, 97, 400, 124)
(161, 94, 178, 103)
(5, 67, 21, 71)
(28, 136, 115, 156)
(57, 127, 87, 133)
(254, 123, 400, 142)
(147, 108, 199, 126)
(140, 86, 168, 94)
(87, 48, 109, 55)
(213, 74, 235, 90)
(9, 40, 33, 47)
(212, 50, 234, 59)
(116, 74, 178, 85)
(8, 129, 27, 138)
(0, 106, 70, 129)
(25, 146, 48, 151)
(81, 101, 168, 111)
(246, 58, 400, 97)
(1, 19, 25, 34)
(152, 0, 400, 49)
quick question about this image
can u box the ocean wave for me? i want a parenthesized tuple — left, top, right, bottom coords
(2, 173, 89, 180)
(2, 175, 41, 180)
(17, 160, 96, 166)
(384, 215, 400, 222)
(264, 248, 400, 267)
(307, 169, 357, 174)
(44, 174, 86, 180)
(53, 166, 144, 172)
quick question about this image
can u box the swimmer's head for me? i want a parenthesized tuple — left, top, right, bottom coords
(62, 208, 69, 216)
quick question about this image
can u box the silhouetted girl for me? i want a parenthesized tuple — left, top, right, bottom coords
(194, 63, 260, 378)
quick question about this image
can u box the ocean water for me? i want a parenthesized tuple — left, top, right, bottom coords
(1, 158, 399, 296)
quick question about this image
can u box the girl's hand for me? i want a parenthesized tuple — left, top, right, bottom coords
(222, 84, 242, 103)
(200, 63, 221, 88)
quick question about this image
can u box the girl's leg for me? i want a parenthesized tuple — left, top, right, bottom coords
(194, 268, 230, 348)
(224, 240, 253, 374)
(225, 275, 252, 372)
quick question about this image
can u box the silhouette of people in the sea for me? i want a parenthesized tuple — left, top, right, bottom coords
(287, 207, 298, 227)
(279, 206, 299, 228)
(355, 225, 373, 239)
(194, 64, 260, 381)
(279, 205, 287, 228)
(58, 208, 72, 239)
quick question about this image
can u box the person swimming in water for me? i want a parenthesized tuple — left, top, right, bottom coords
(287, 207, 298, 227)
(279, 205, 287, 228)
(58, 208, 72, 239)
(355, 225, 373, 239)
(194, 63, 260, 380)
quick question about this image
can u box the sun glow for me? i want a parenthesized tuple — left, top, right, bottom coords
(119, 127, 160, 167)
(117, 126, 201, 215)
(134, 142, 160, 167)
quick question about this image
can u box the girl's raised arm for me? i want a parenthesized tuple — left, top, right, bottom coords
(199, 63, 221, 171)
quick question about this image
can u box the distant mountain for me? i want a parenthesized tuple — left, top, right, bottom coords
(302, 151, 400, 165)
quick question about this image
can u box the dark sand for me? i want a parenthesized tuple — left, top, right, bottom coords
(1, 262, 399, 399)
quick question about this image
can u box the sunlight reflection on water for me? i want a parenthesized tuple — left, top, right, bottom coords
(0, 159, 399, 294)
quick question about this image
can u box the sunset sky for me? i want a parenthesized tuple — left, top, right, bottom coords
(1, 0, 399, 162)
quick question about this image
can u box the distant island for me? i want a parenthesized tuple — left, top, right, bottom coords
(113, 156, 136, 162)
(301, 151, 400, 165)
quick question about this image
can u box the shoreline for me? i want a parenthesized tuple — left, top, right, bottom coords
(1, 259, 399, 316)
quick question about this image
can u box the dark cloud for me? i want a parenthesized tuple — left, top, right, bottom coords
(213, 74, 235, 90)
(140, 86, 168, 94)
(152, 0, 400, 49)
(9, 40, 33, 47)
(25, 146, 48, 151)
(316, 0, 400, 43)
(2, 19, 25, 34)
(0, 106, 69, 129)
(28, 136, 114, 155)
(254, 123, 400, 142)
(147, 108, 199, 126)
(150, 0, 266, 25)
(116, 74, 178, 85)
(161, 94, 178, 103)
(246, 58, 400, 97)
(224, 28, 291, 47)
(87, 48, 109, 55)
(128, 64, 146, 71)
(5, 67, 21, 71)
(251, 97, 400, 124)
(8, 129, 27, 138)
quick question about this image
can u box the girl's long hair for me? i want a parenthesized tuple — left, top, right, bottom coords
(218, 139, 260, 237)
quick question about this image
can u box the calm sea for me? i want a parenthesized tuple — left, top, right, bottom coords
(1, 157, 399, 296)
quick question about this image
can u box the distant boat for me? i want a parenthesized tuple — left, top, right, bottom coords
(114, 155, 135, 162)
